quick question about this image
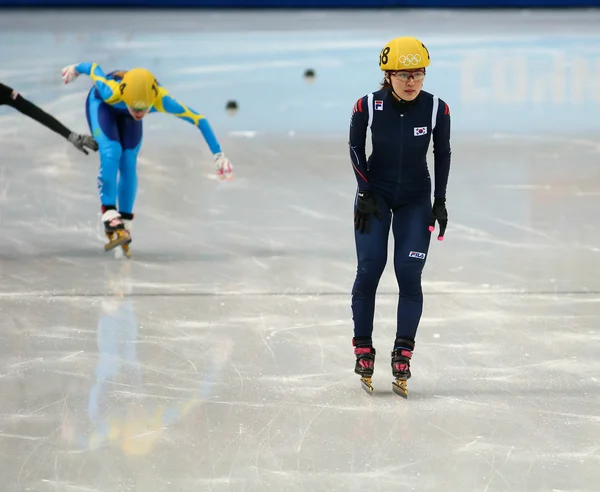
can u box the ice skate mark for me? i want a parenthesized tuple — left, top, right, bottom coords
(287, 205, 344, 222)
(482, 448, 515, 492)
(493, 218, 560, 243)
(17, 416, 62, 488)
(59, 351, 84, 362)
(259, 311, 276, 362)
(232, 361, 244, 392)
(40, 479, 101, 491)
(0, 433, 42, 441)
(537, 410, 600, 423)
(511, 357, 576, 370)
(296, 402, 330, 453)
(253, 257, 269, 269)
(269, 320, 346, 337)
(151, 340, 199, 373)
(493, 184, 552, 190)
(258, 373, 333, 383)
(428, 422, 514, 491)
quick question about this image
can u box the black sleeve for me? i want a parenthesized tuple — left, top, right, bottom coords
(349, 95, 370, 192)
(0, 82, 73, 140)
(432, 98, 451, 199)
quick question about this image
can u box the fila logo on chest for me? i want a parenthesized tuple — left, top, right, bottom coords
(414, 127, 427, 136)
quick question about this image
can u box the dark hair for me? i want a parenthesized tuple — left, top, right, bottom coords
(380, 72, 390, 89)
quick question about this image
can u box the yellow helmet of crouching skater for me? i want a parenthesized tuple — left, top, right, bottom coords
(378, 36, 430, 71)
(119, 68, 159, 110)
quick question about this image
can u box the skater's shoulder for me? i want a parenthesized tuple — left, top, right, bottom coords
(106, 70, 127, 82)
(419, 90, 449, 107)
(350, 89, 387, 113)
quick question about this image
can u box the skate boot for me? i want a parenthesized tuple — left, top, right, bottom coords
(102, 209, 131, 253)
(353, 337, 376, 394)
(391, 338, 414, 398)
(119, 213, 133, 258)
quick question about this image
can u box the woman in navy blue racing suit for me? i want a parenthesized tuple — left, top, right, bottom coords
(349, 36, 451, 397)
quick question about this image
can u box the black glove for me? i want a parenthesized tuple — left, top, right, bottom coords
(429, 197, 448, 241)
(354, 191, 382, 234)
(68, 133, 98, 155)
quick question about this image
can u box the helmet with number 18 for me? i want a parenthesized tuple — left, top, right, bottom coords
(378, 36, 430, 72)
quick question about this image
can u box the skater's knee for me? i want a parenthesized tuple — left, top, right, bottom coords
(119, 150, 139, 174)
(100, 140, 123, 164)
(395, 261, 424, 295)
(354, 258, 386, 293)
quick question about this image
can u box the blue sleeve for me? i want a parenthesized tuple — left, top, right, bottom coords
(74, 62, 118, 103)
(159, 94, 222, 155)
(349, 96, 370, 192)
(198, 118, 221, 155)
(74, 62, 94, 76)
(433, 99, 451, 199)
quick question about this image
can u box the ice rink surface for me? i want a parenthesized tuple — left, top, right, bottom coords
(1, 7, 600, 491)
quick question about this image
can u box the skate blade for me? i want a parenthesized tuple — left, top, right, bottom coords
(392, 379, 408, 398)
(121, 243, 131, 259)
(360, 377, 374, 394)
(104, 231, 131, 252)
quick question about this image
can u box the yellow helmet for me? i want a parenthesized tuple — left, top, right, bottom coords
(379, 36, 430, 71)
(119, 68, 159, 110)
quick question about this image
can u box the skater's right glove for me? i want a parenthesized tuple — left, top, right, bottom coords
(61, 65, 80, 84)
(68, 132, 98, 155)
(354, 191, 382, 234)
(214, 152, 233, 181)
(429, 197, 448, 241)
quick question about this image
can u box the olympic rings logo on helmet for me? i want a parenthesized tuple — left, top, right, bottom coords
(398, 54, 422, 67)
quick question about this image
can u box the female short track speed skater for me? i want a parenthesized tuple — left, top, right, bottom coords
(349, 36, 451, 397)
(61, 63, 233, 257)
(0, 82, 98, 155)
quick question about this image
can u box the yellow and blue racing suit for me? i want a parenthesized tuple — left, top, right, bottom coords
(77, 62, 221, 218)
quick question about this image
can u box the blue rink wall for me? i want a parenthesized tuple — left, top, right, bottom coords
(0, 30, 599, 136)
(1, 0, 600, 6)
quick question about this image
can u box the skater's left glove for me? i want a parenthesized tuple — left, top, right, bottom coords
(429, 197, 448, 241)
(68, 133, 98, 155)
(214, 152, 233, 181)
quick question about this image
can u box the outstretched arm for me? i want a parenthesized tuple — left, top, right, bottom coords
(0, 82, 98, 154)
(62, 62, 121, 104)
(153, 87, 222, 155)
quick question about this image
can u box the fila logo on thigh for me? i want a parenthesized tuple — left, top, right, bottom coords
(409, 251, 426, 259)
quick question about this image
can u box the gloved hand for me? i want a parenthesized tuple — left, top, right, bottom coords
(68, 133, 98, 155)
(215, 152, 233, 181)
(429, 197, 448, 241)
(354, 190, 382, 234)
(61, 65, 79, 84)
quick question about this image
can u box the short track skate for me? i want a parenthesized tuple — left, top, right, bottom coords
(105, 230, 132, 257)
(391, 344, 413, 399)
(353, 342, 376, 395)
